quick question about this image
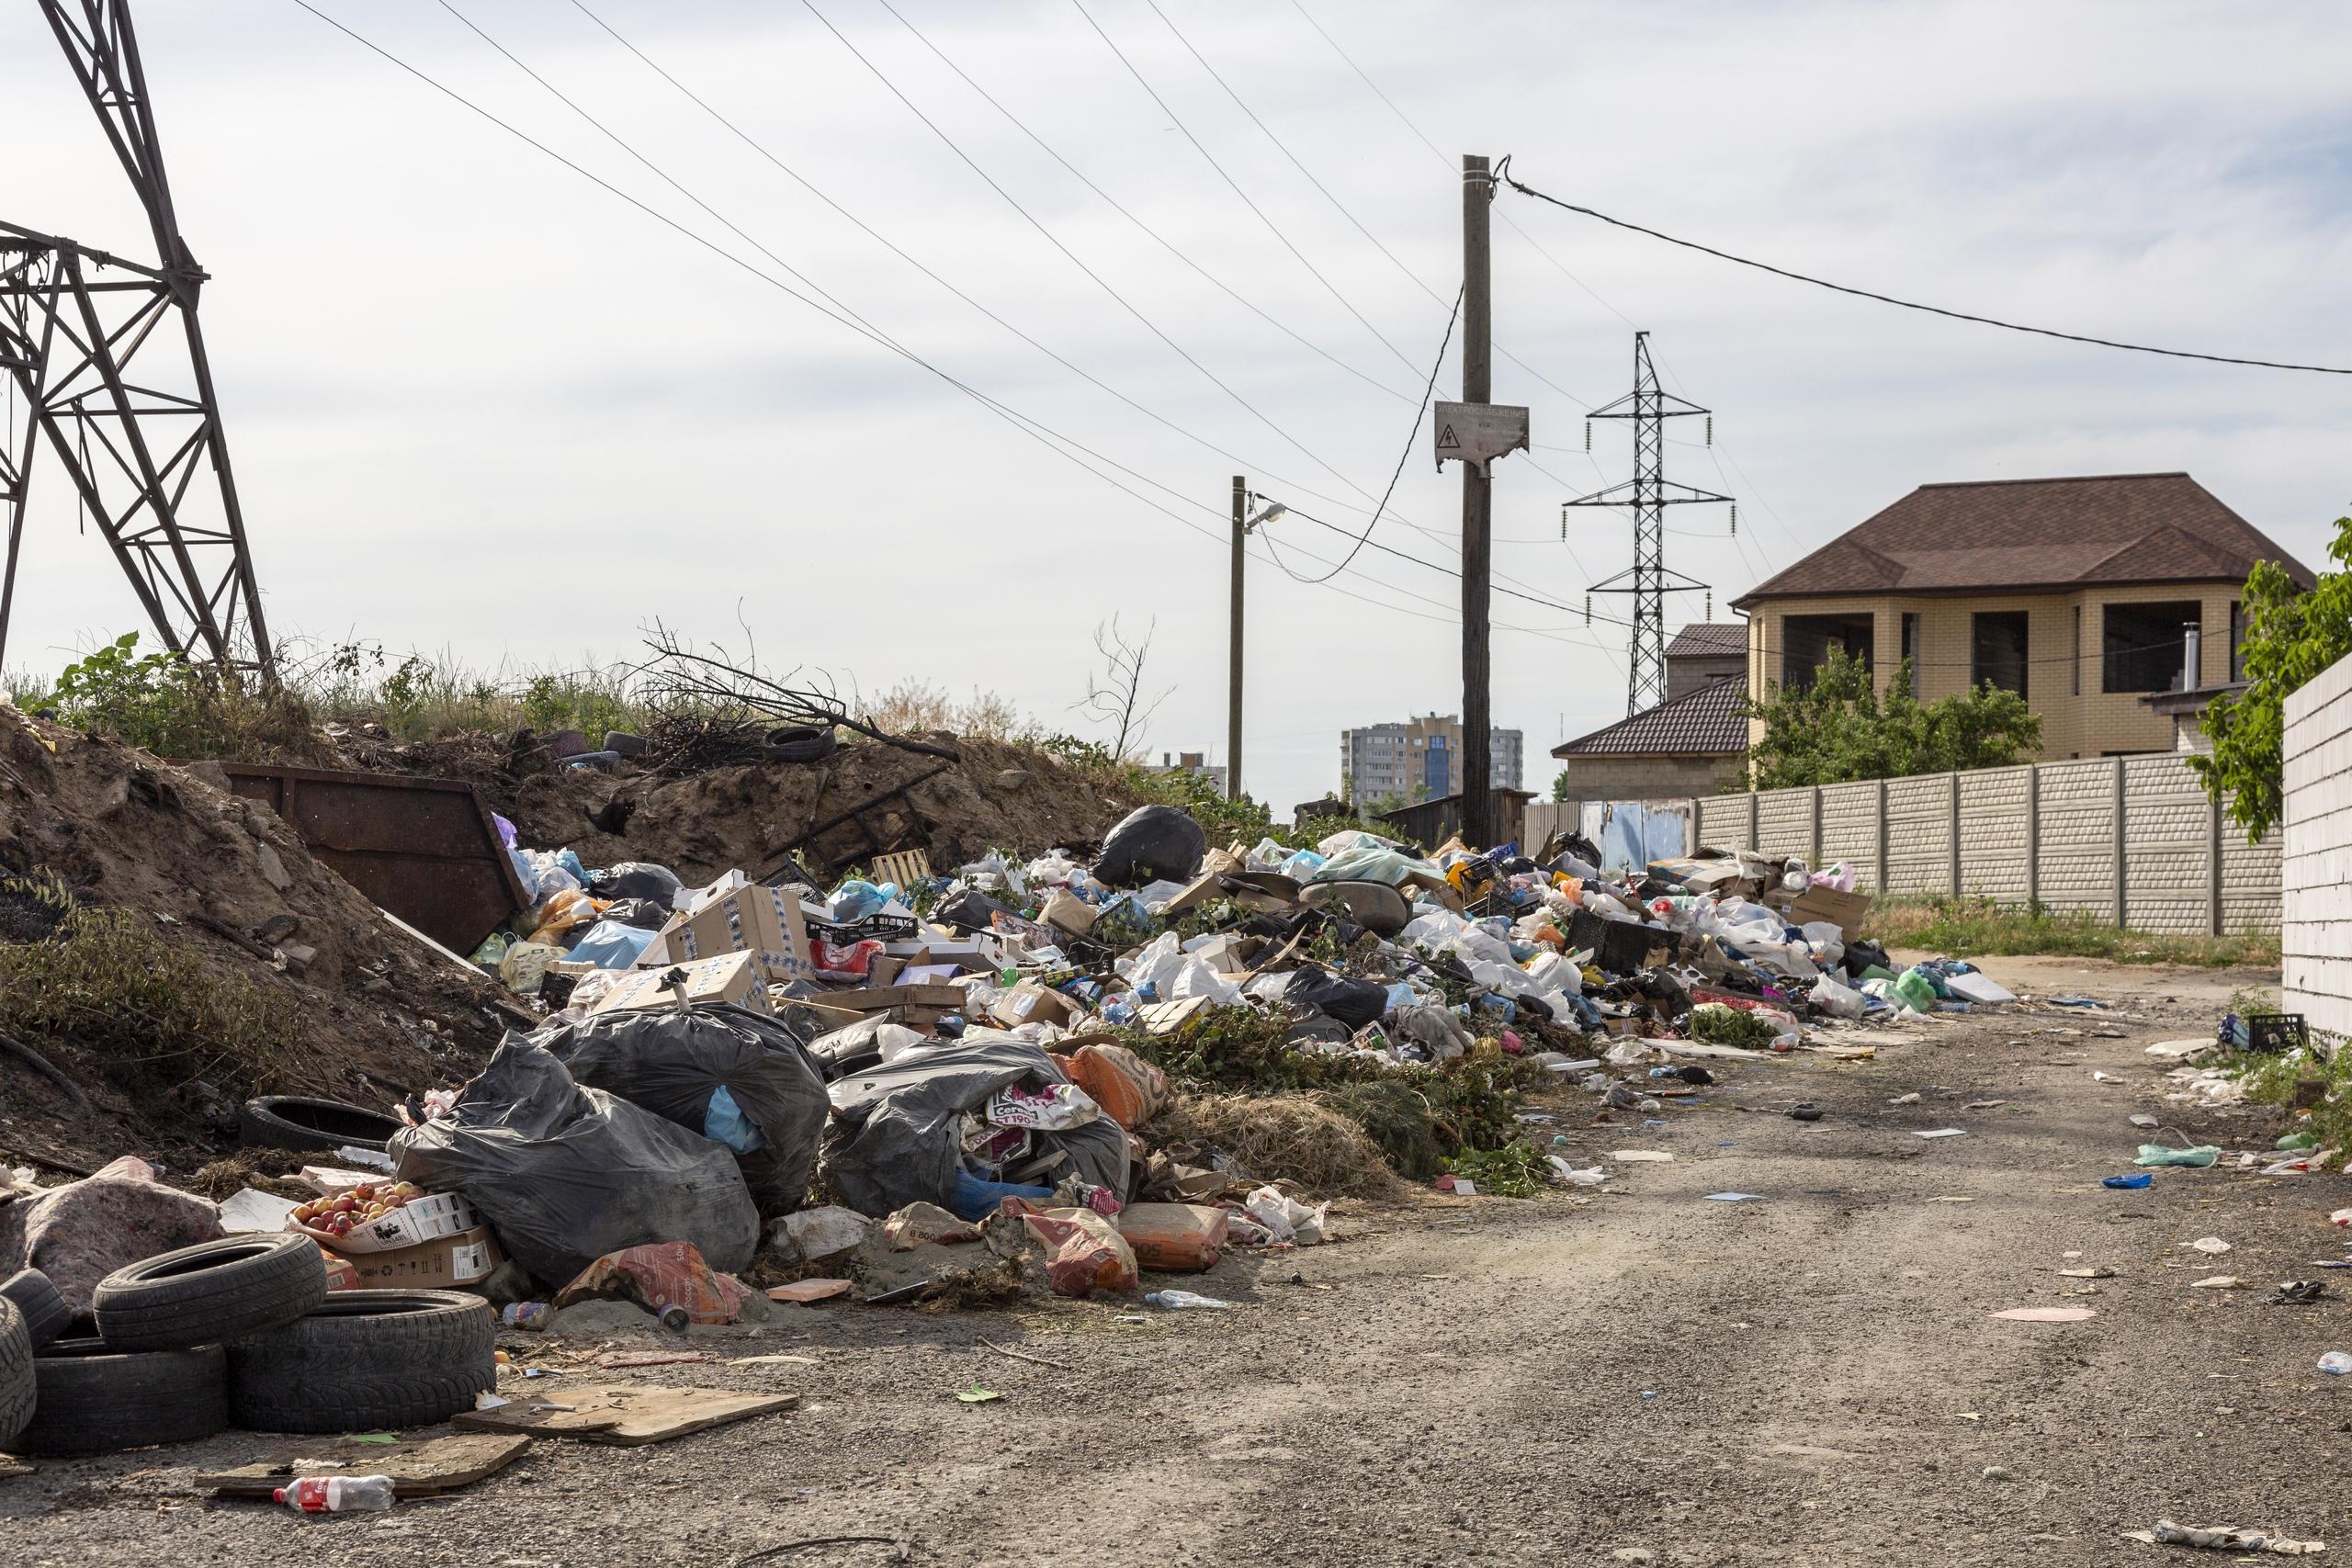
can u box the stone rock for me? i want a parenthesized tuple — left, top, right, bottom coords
(254, 840, 291, 891)
(997, 769, 1032, 791)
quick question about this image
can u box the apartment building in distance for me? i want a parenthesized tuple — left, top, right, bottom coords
(1341, 714, 1523, 807)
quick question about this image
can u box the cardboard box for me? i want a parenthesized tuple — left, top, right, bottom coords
(292, 1192, 480, 1255)
(342, 1224, 503, 1289)
(650, 883, 816, 984)
(990, 978, 1085, 1031)
(594, 952, 771, 1015)
(1770, 884, 1871, 938)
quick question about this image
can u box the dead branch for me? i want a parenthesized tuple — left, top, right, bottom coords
(635, 626, 959, 763)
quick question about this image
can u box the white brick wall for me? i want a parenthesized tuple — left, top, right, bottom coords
(2284, 654, 2352, 1038)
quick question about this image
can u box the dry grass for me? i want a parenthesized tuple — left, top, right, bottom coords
(1149, 1090, 1403, 1198)
(1871, 895, 2281, 968)
(0, 887, 308, 1098)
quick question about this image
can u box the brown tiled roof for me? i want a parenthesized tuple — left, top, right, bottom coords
(1552, 677, 1747, 759)
(1665, 622, 1747, 659)
(1731, 473, 2313, 608)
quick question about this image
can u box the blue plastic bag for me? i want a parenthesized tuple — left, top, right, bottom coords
(703, 1085, 766, 1154)
(568, 919, 659, 970)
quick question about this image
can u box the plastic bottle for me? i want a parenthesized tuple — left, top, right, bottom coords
(2319, 1351, 2352, 1376)
(1145, 1290, 1231, 1312)
(275, 1475, 396, 1513)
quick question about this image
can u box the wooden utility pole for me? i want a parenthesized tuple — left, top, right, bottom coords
(1460, 155, 1495, 847)
(1228, 474, 1246, 801)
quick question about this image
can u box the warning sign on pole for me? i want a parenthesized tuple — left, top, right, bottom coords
(1432, 401, 1529, 475)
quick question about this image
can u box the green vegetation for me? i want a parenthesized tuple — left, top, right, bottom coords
(1115, 1003, 1541, 1179)
(2231, 1043, 2352, 1151)
(1745, 649, 2041, 789)
(1440, 1142, 1552, 1198)
(1871, 894, 2281, 968)
(0, 874, 305, 1096)
(2192, 513, 2352, 842)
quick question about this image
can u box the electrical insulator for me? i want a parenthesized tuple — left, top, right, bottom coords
(1583, 594, 1592, 626)
(1705, 414, 1713, 446)
(1705, 591, 1713, 620)
(1559, 507, 1566, 541)
(1730, 504, 1738, 536)
(1584, 420, 1591, 452)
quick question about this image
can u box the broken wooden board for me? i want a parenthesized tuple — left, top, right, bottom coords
(198, 1432, 529, 1497)
(454, 1383, 798, 1447)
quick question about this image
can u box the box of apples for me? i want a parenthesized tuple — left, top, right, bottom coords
(288, 1184, 479, 1254)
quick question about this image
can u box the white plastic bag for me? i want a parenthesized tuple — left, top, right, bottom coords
(1808, 974, 1866, 1020)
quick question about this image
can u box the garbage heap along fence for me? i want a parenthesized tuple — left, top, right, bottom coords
(1528, 751, 2278, 938)
(2284, 651, 2352, 1038)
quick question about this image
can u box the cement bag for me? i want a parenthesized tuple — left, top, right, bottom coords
(1091, 805, 1206, 889)
(824, 1035, 1129, 1218)
(391, 1035, 759, 1287)
(535, 1003, 829, 1219)
(1057, 1043, 1169, 1131)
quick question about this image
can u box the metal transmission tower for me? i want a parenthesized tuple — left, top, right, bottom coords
(1563, 331, 1728, 715)
(0, 0, 273, 679)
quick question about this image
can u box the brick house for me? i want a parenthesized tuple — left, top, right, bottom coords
(1551, 624, 1749, 799)
(1730, 473, 2312, 759)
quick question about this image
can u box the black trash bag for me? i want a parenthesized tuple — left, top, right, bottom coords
(933, 886, 1019, 935)
(600, 897, 672, 931)
(391, 1036, 758, 1288)
(1283, 964, 1387, 1029)
(1091, 805, 1207, 889)
(1842, 939, 1892, 979)
(588, 862, 684, 905)
(1283, 1012, 1354, 1047)
(535, 1003, 829, 1220)
(823, 1038, 1128, 1218)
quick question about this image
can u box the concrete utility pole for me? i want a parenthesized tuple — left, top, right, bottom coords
(1228, 474, 1246, 801)
(1460, 155, 1495, 848)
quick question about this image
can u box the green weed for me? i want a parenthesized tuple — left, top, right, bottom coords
(1871, 895, 2280, 968)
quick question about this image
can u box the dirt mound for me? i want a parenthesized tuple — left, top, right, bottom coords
(0, 705, 511, 1175)
(343, 729, 1136, 885)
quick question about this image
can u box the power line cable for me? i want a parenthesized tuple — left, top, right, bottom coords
(798, 0, 1427, 517)
(1262, 286, 1458, 584)
(1504, 172, 2352, 376)
(1066, 0, 1421, 378)
(869, 0, 1412, 408)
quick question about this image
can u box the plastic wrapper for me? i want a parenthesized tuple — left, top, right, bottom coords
(536, 1002, 828, 1218)
(811, 937, 886, 981)
(391, 1036, 759, 1286)
(1091, 805, 1207, 889)
(526, 889, 607, 947)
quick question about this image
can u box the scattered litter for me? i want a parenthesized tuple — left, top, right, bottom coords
(2188, 1237, 2233, 1255)
(955, 1385, 1001, 1405)
(1889, 1093, 1922, 1106)
(2189, 1276, 2244, 1290)
(2270, 1280, 2329, 1304)
(1963, 1100, 2006, 1111)
(2318, 1351, 2352, 1376)
(1611, 1150, 1676, 1163)
(2127, 1519, 2325, 1555)
(2130, 1112, 2160, 1128)
(765, 1280, 853, 1304)
(2059, 1267, 2116, 1279)
(1912, 1128, 1967, 1139)
(2103, 1173, 2154, 1190)
(1704, 1193, 1763, 1202)
(1991, 1307, 2098, 1322)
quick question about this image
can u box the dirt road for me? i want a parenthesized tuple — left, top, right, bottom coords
(9, 955, 2346, 1567)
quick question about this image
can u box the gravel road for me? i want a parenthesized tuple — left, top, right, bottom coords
(6, 954, 2343, 1568)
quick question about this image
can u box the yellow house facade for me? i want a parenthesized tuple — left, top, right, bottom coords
(1732, 473, 2312, 761)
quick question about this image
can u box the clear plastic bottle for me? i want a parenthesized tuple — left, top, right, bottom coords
(275, 1475, 396, 1513)
(2318, 1351, 2352, 1376)
(1145, 1290, 1231, 1312)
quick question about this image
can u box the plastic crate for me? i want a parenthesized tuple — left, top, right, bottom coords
(2246, 1013, 2309, 1054)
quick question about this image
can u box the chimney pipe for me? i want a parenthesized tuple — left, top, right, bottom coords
(2182, 625, 2201, 692)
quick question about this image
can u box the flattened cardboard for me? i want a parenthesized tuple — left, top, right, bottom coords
(1038, 890, 1098, 935)
(200, 1433, 529, 1496)
(456, 1382, 798, 1446)
(990, 979, 1084, 1030)
(1769, 884, 1871, 937)
(595, 952, 772, 1016)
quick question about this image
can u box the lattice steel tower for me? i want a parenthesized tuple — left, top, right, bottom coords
(1563, 331, 1727, 715)
(0, 0, 273, 678)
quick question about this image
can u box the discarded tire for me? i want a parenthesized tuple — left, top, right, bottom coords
(16, 1338, 225, 1455)
(0, 1300, 32, 1448)
(0, 1269, 69, 1348)
(92, 1235, 325, 1352)
(225, 1290, 495, 1434)
(239, 1094, 402, 1153)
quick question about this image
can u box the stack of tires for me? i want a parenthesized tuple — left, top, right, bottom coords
(4, 1235, 496, 1454)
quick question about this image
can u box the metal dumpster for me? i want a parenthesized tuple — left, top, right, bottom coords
(209, 762, 529, 954)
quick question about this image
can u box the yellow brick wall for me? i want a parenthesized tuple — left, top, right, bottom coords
(1745, 583, 2243, 760)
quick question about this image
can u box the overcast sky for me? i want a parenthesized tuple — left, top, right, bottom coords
(6, 0, 2350, 818)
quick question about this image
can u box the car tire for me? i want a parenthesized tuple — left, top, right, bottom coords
(0, 1269, 70, 1348)
(239, 1094, 402, 1153)
(0, 1301, 32, 1448)
(226, 1290, 496, 1434)
(93, 1235, 325, 1352)
(15, 1337, 225, 1455)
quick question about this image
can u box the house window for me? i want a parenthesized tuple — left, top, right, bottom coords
(1971, 611, 2028, 698)
(2231, 600, 2246, 682)
(2071, 604, 2082, 696)
(1900, 613, 1920, 675)
(2103, 601, 2199, 694)
(1780, 612, 1874, 692)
